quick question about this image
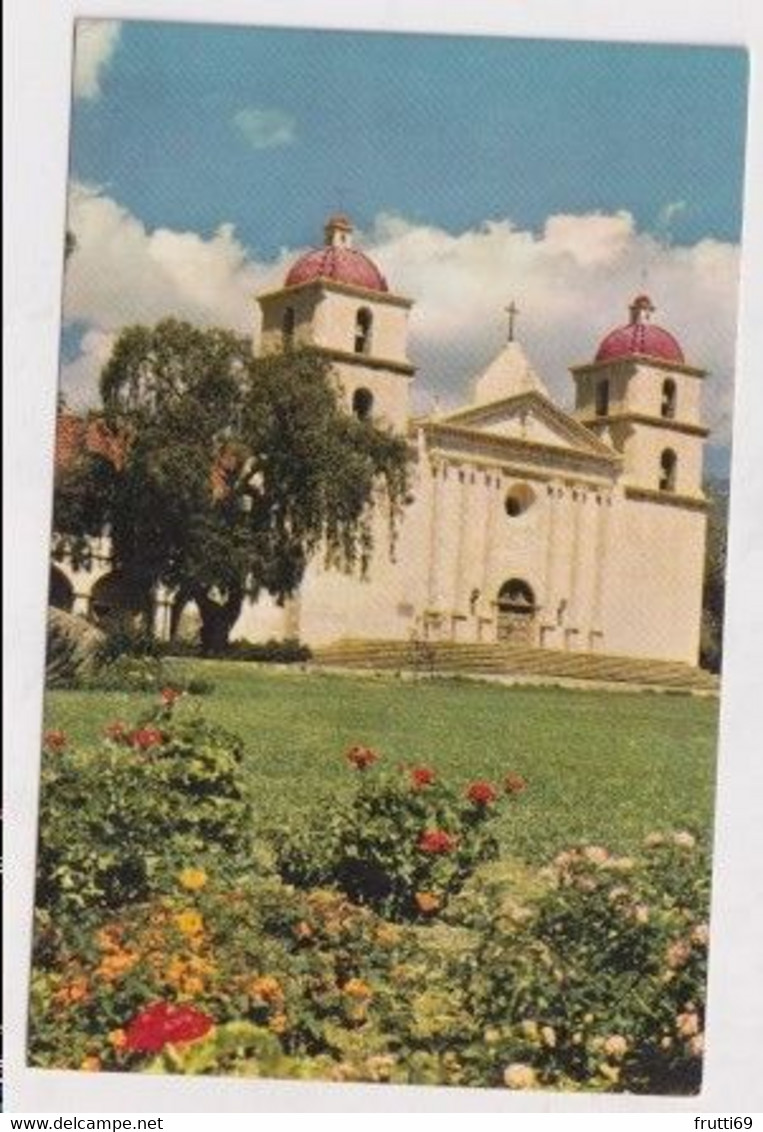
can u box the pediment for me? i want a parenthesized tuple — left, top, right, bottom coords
(437, 391, 617, 459)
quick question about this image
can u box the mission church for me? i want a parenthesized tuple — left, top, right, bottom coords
(52, 214, 710, 666)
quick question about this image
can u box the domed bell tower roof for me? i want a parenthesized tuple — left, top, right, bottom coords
(285, 215, 389, 293)
(595, 295, 685, 364)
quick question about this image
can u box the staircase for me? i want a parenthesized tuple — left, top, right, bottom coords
(312, 639, 719, 693)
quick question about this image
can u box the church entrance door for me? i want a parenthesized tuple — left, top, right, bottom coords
(496, 579, 537, 646)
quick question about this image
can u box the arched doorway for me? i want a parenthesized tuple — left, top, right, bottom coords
(496, 578, 537, 645)
(49, 565, 74, 612)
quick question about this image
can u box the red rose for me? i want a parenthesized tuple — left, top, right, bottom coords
(466, 780, 498, 806)
(43, 729, 67, 752)
(160, 687, 182, 707)
(130, 727, 165, 751)
(410, 766, 436, 789)
(418, 829, 457, 854)
(345, 745, 378, 770)
(124, 1002, 213, 1053)
(505, 772, 528, 795)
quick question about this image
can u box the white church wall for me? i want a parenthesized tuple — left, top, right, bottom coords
(331, 358, 411, 433)
(311, 288, 412, 367)
(599, 496, 706, 664)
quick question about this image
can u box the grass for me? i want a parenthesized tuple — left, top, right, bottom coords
(43, 662, 720, 864)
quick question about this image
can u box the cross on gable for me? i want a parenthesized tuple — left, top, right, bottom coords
(505, 301, 520, 342)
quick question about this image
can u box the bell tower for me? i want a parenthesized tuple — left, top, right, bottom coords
(256, 215, 415, 432)
(570, 295, 708, 499)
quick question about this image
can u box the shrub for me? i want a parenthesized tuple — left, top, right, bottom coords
(45, 607, 104, 688)
(29, 871, 421, 1075)
(222, 638, 313, 664)
(161, 638, 312, 664)
(459, 832, 710, 1094)
(274, 751, 514, 919)
(35, 698, 250, 915)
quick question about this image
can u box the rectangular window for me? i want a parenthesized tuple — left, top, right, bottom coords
(595, 380, 610, 416)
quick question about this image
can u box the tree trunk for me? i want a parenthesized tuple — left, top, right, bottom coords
(195, 586, 244, 656)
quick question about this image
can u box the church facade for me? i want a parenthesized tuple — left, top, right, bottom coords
(52, 215, 710, 666)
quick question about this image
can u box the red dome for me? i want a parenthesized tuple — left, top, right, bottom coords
(595, 296, 684, 364)
(285, 246, 388, 292)
(284, 214, 388, 293)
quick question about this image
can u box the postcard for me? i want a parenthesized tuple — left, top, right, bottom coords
(6, 5, 763, 1115)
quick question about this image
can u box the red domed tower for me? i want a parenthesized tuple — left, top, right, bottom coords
(570, 295, 708, 498)
(256, 215, 415, 432)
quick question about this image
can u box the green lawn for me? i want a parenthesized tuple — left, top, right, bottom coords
(44, 663, 719, 864)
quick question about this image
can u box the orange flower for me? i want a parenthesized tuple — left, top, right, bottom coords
(294, 920, 314, 940)
(96, 949, 139, 982)
(345, 745, 379, 770)
(505, 772, 528, 795)
(343, 978, 373, 1000)
(414, 891, 441, 915)
(43, 729, 67, 752)
(53, 976, 89, 1006)
(108, 1028, 127, 1051)
(269, 1013, 289, 1035)
(249, 975, 284, 1005)
(80, 1056, 101, 1073)
(375, 924, 403, 947)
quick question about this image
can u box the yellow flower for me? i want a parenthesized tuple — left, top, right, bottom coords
(249, 975, 284, 1005)
(598, 1062, 620, 1085)
(691, 922, 710, 947)
(603, 1035, 628, 1060)
(182, 975, 205, 997)
(503, 1063, 538, 1090)
(519, 1019, 540, 1043)
(108, 1029, 127, 1051)
(269, 1012, 289, 1035)
(540, 1025, 557, 1049)
(174, 910, 204, 937)
(80, 1056, 101, 1073)
(343, 978, 373, 999)
(179, 867, 208, 891)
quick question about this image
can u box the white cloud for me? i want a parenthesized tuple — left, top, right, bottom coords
(233, 107, 296, 150)
(73, 20, 121, 100)
(61, 188, 741, 446)
(365, 211, 741, 442)
(60, 329, 117, 410)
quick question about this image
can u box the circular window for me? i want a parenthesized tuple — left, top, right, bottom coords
(504, 482, 536, 518)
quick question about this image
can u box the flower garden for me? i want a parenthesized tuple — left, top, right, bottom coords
(31, 667, 716, 1093)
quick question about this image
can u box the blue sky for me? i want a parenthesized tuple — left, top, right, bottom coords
(70, 24, 747, 254)
(63, 21, 748, 475)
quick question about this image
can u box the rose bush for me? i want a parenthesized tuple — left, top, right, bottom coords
(458, 832, 710, 1094)
(273, 749, 512, 919)
(35, 698, 251, 915)
(30, 698, 710, 1094)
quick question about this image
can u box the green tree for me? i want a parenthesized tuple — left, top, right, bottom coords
(700, 477, 729, 672)
(53, 319, 409, 653)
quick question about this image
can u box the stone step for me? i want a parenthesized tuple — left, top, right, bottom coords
(312, 638, 718, 691)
